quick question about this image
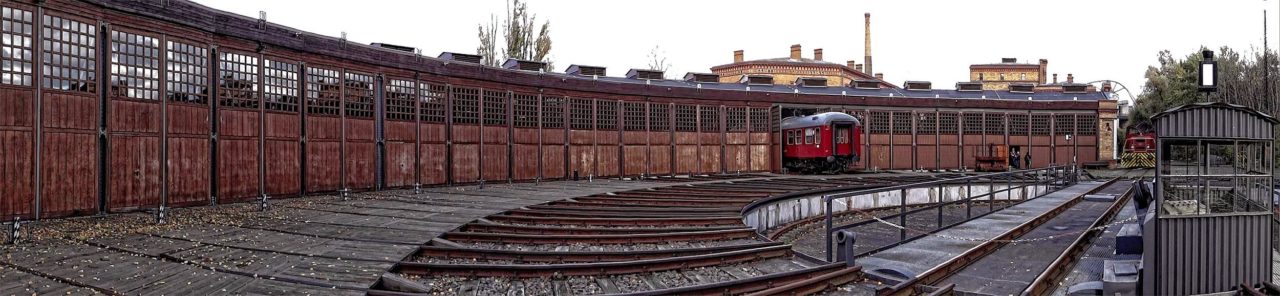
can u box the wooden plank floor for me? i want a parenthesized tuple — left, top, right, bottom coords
(0, 177, 775, 294)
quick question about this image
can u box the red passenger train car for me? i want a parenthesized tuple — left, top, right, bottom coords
(781, 112, 861, 173)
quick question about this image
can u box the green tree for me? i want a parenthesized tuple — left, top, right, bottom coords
(1131, 46, 1274, 127)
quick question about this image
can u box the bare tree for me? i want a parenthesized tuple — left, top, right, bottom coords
(475, 0, 553, 70)
(477, 14, 499, 66)
(646, 45, 671, 76)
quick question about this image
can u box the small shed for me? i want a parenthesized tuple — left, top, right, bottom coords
(1144, 102, 1276, 295)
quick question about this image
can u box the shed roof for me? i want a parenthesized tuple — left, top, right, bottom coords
(1152, 102, 1277, 140)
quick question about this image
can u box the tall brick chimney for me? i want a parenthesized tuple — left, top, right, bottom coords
(855, 64, 864, 73)
(1053, 73, 1058, 84)
(790, 44, 802, 60)
(1067, 73, 1074, 84)
(734, 50, 744, 63)
(847, 60, 856, 68)
(874, 73, 884, 81)
(814, 48, 823, 61)
(1039, 59, 1048, 84)
(864, 13, 873, 76)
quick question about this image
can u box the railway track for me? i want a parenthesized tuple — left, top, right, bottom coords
(367, 173, 966, 295)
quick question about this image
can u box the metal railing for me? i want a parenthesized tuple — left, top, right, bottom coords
(822, 165, 1079, 262)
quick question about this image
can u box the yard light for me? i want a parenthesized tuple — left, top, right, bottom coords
(1198, 50, 1218, 93)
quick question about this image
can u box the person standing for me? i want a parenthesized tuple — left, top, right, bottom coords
(1024, 152, 1032, 169)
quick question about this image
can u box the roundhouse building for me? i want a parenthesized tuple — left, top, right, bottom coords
(0, 0, 1114, 220)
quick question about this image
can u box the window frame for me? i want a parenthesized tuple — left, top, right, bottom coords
(164, 39, 209, 105)
(1, 6, 35, 87)
(108, 28, 162, 101)
(262, 58, 299, 113)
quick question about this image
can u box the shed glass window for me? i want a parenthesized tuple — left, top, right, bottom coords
(482, 90, 507, 126)
(648, 103, 670, 132)
(42, 14, 97, 93)
(726, 107, 747, 132)
(596, 100, 617, 131)
(165, 41, 207, 104)
(263, 59, 298, 112)
(569, 98, 592, 130)
(109, 30, 160, 100)
(218, 51, 258, 108)
(384, 79, 415, 121)
(749, 108, 769, 132)
(450, 87, 479, 124)
(305, 66, 341, 116)
(512, 93, 538, 128)
(2, 7, 35, 86)
(623, 102, 646, 131)
(541, 96, 564, 129)
(343, 71, 374, 118)
(419, 83, 446, 123)
(674, 104, 697, 132)
(1159, 139, 1272, 216)
(699, 106, 720, 132)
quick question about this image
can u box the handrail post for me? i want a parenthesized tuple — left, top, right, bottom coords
(936, 183, 944, 229)
(824, 194, 833, 262)
(989, 175, 995, 212)
(899, 188, 908, 242)
(966, 178, 972, 219)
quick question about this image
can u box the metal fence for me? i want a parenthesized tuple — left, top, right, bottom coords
(821, 165, 1079, 262)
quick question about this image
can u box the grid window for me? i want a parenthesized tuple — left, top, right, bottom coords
(305, 66, 341, 116)
(2, 7, 34, 86)
(699, 106, 720, 132)
(939, 113, 958, 134)
(984, 113, 1005, 134)
(513, 93, 538, 128)
(596, 100, 617, 131)
(674, 104, 697, 132)
(218, 51, 258, 108)
(166, 41, 207, 104)
(451, 86, 480, 124)
(1054, 114, 1075, 135)
(917, 112, 937, 134)
(1077, 114, 1097, 135)
(726, 107, 747, 132)
(649, 103, 670, 132)
(385, 79, 416, 121)
(749, 108, 769, 132)
(1010, 114, 1029, 135)
(962, 113, 983, 134)
(263, 59, 298, 112)
(891, 111, 911, 134)
(1031, 114, 1051, 135)
(623, 102, 646, 131)
(482, 90, 507, 126)
(41, 14, 97, 93)
(109, 30, 160, 100)
(569, 98, 593, 130)
(542, 96, 564, 129)
(344, 71, 374, 118)
(420, 83, 446, 123)
(869, 111, 890, 134)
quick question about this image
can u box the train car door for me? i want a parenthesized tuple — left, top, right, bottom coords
(833, 123, 854, 156)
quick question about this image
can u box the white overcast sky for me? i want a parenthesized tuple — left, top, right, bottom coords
(196, 0, 1280, 101)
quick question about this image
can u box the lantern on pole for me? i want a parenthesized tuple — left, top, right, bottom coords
(1198, 50, 1218, 93)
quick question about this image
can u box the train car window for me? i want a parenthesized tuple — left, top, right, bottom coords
(1, 6, 34, 86)
(984, 113, 1005, 135)
(450, 86, 480, 124)
(343, 71, 374, 118)
(1077, 115, 1097, 135)
(263, 59, 299, 112)
(784, 130, 793, 145)
(596, 100, 617, 131)
(218, 51, 259, 108)
(623, 101, 646, 131)
(384, 79, 415, 121)
(512, 92, 538, 128)
(700, 106, 720, 132)
(674, 104, 697, 132)
(482, 89, 507, 126)
(569, 98, 593, 130)
(541, 96, 564, 129)
(836, 129, 849, 144)
(649, 103, 670, 132)
(749, 108, 769, 133)
(726, 107, 747, 132)
(804, 128, 816, 144)
(1054, 114, 1075, 135)
(42, 14, 97, 93)
(305, 66, 341, 116)
(165, 41, 208, 104)
(419, 83, 446, 123)
(109, 30, 160, 100)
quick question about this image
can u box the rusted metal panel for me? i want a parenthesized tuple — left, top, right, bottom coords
(165, 136, 208, 207)
(724, 145, 749, 173)
(0, 89, 34, 127)
(513, 127, 539, 144)
(674, 132, 698, 145)
(1031, 146, 1051, 168)
(541, 144, 565, 179)
(622, 146, 647, 176)
(596, 145, 619, 178)
(0, 130, 35, 220)
(217, 138, 259, 202)
(482, 145, 508, 181)
(108, 100, 161, 133)
(40, 132, 98, 217)
(570, 145, 596, 177)
(513, 144, 539, 180)
(1153, 215, 1272, 295)
(453, 125, 481, 143)
(915, 146, 937, 170)
(750, 145, 769, 172)
(649, 147, 672, 175)
(107, 136, 161, 211)
(1054, 147, 1073, 166)
(384, 142, 415, 187)
(345, 141, 376, 190)
(939, 146, 960, 169)
(483, 126, 507, 144)
(675, 146, 698, 174)
(263, 139, 300, 196)
(418, 143, 447, 185)
(621, 131, 646, 145)
(43, 93, 98, 130)
(1077, 146, 1098, 163)
(452, 144, 480, 183)
(306, 116, 341, 192)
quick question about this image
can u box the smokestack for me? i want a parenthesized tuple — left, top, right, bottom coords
(790, 44, 802, 60)
(864, 13, 873, 76)
(734, 50, 744, 63)
(874, 73, 884, 81)
(1066, 73, 1074, 84)
(813, 48, 823, 61)
(1039, 59, 1048, 84)
(1053, 73, 1058, 84)
(855, 64, 864, 73)
(847, 60, 856, 68)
